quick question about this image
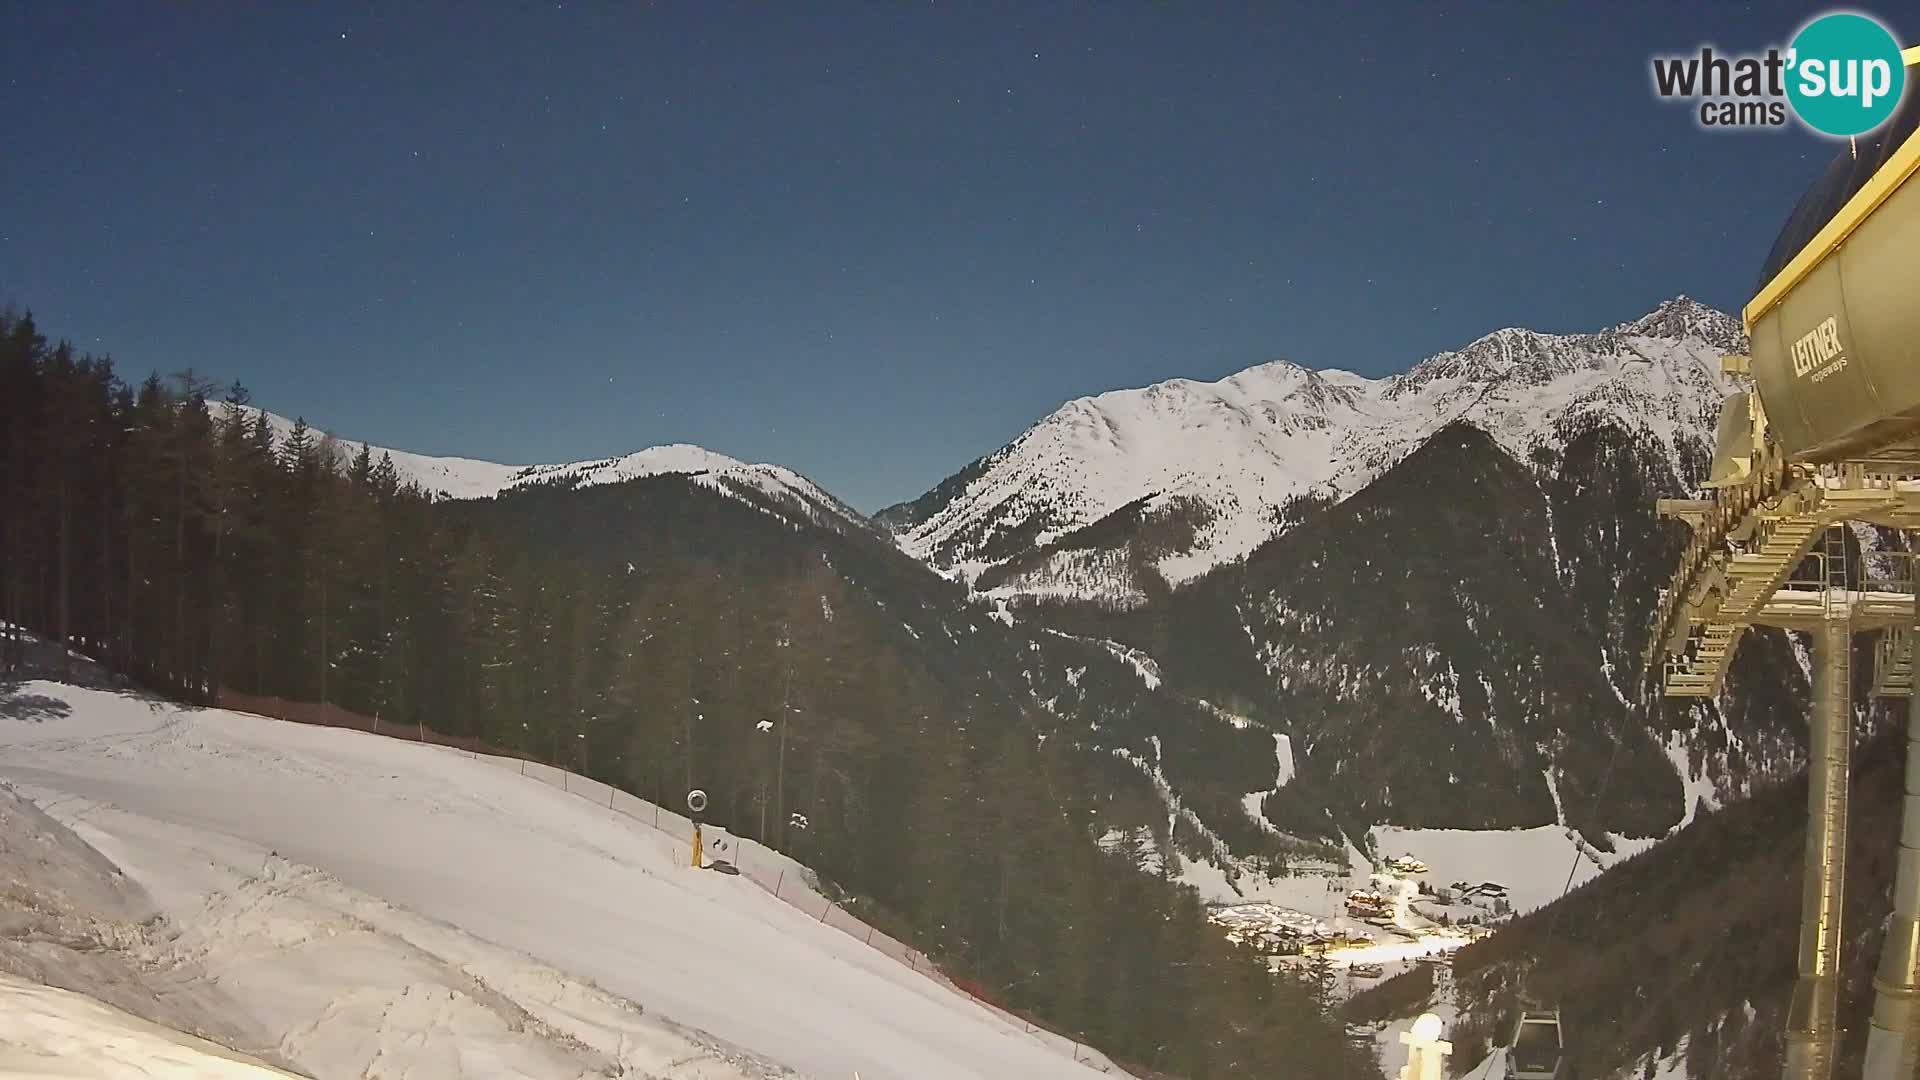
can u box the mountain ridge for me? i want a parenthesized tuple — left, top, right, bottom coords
(222, 405, 867, 533)
(882, 295, 1737, 606)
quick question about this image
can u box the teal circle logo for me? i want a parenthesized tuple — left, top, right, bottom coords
(1786, 13, 1906, 136)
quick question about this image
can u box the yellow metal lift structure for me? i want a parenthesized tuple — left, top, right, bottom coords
(1646, 48, 1920, 1080)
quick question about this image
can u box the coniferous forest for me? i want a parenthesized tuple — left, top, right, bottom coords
(0, 309, 1379, 1078)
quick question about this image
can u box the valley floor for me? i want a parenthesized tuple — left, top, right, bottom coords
(1166, 790, 1667, 1078)
(0, 679, 1107, 1080)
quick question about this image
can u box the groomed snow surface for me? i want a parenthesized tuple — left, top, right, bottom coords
(0, 681, 1111, 1079)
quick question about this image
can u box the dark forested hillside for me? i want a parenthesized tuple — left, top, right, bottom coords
(0, 309, 1376, 1079)
(1445, 705, 1902, 1079)
(1017, 411, 1813, 848)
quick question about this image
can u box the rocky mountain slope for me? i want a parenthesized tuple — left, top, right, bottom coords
(881, 297, 1739, 609)
(1024, 414, 1759, 843)
(881, 297, 1816, 851)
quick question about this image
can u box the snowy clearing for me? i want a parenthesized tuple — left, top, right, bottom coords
(1369, 825, 1658, 915)
(1172, 844, 1362, 914)
(1665, 732, 1720, 829)
(0, 682, 1111, 1080)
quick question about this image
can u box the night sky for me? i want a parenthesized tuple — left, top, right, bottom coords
(1, 3, 1869, 510)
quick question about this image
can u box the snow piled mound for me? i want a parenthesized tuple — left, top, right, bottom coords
(0, 780, 293, 1071)
(0, 973, 301, 1078)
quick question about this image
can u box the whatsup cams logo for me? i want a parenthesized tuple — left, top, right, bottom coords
(1650, 11, 1907, 136)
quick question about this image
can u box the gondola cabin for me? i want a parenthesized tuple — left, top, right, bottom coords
(1508, 1009, 1565, 1080)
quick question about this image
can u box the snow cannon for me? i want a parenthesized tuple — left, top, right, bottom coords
(1744, 61, 1920, 464)
(687, 789, 708, 868)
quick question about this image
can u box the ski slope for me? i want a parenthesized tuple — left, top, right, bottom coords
(0, 682, 1107, 1079)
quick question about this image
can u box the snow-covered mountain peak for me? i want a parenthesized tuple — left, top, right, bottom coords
(1618, 294, 1745, 350)
(510, 443, 864, 527)
(1389, 296, 1739, 394)
(618, 443, 745, 472)
(509, 442, 756, 489)
(219, 406, 864, 530)
(1063, 358, 1359, 441)
(1223, 357, 1311, 384)
(887, 297, 1737, 602)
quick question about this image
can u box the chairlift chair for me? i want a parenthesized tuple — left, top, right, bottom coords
(1507, 1009, 1565, 1080)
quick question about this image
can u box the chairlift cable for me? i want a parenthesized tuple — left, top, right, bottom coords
(1502, 685, 1633, 1075)
(1539, 695, 1630, 962)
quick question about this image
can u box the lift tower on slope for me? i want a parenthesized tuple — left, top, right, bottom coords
(1646, 48, 1920, 1080)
